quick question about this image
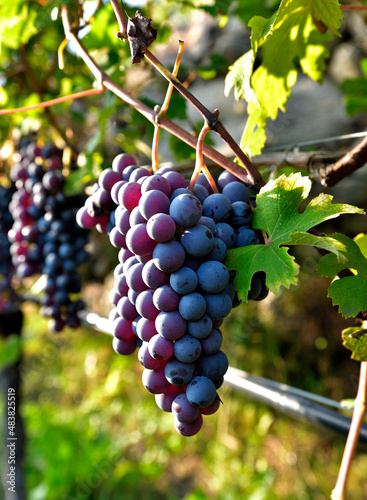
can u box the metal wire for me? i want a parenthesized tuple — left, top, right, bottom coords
(264, 130, 367, 152)
(79, 309, 367, 444)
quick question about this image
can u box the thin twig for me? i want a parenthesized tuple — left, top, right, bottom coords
(331, 361, 367, 500)
(319, 135, 367, 186)
(152, 40, 184, 171)
(0, 87, 105, 115)
(341, 4, 367, 10)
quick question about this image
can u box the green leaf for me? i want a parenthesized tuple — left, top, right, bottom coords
(225, 173, 364, 300)
(0, 1, 38, 49)
(317, 233, 367, 318)
(354, 233, 367, 258)
(342, 327, 367, 361)
(285, 231, 347, 256)
(310, 0, 344, 36)
(0, 334, 21, 368)
(225, 0, 341, 156)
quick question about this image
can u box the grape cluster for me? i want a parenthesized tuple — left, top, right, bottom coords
(8, 139, 89, 331)
(0, 181, 18, 313)
(78, 153, 267, 436)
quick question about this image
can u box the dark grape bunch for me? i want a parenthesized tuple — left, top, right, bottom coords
(8, 138, 89, 332)
(0, 181, 18, 313)
(78, 153, 268, 436)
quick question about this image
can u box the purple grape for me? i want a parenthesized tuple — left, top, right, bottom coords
(230, 201, 252, 227)
(111, 180, 126, 204)
(99, 168, 122, 192)
(109, 227, 126, 248)
(112, 316, 135, 341)
(222, 180, 249, 203)
(204, 237, 227, 261)
(152, 240, 186, 273)
(170, 266, 198, 295)
(148, 334, 174, 360)
(142, 368, 171, 394)
(196, 350, 229, 381)
(126, 223, 156, 256)
(136, 317, 157, 342)
(204, 292, 232, 320)
(155, 310, 187, 340)
(180, 225, 214, 257)
(116, 296, 138, 320)
(217, 170, 239, 191)
(138, 342, 166, 369)
(187, 314, 213, 339)
(202, 193, 232, 222)
(186, 376, 217, 408)
(118, 182, 141, 211)
(169, 193, 202, 228)
(142, 259, 170, 289)
(138, 190, 170, 220)
(141, 174, 171, 196)
(155, 386, 184, 412)
(146, 213, 176, 242)
(135, 289, 160, 320)
(234, 227, 260, 247)
(153, 285, 181, 312)
(112, 336, 137, 355)
(172, 393, 200, 423)
(114, 273, 129, 296)
(112, 153, 137, 175)
(214, 222, 236, 248)
(126, 262, 147, 293)
(178, 292, 206, 321)
(115, 206, 131, 234)
(129, 206, 147, 226)
(197, 216, 216, 234)
(173, 334, 202, 363)
(200, 396, 221, 415)
(200, 328, 223, 355)
(162, 171, 187, 191)
(129, 167, 151, 183)
(192, 184, 209, 204)
(197, 261, 229, 293)
(164, 358, 195, 386)
(174, 413, 203, 436)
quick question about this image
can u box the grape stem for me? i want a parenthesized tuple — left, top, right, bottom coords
(152, 40, 184, 172)
(189, 120, 219, 193)
(107, 0, 265, 190)
(331, 359, 367, 500)
(143, 48, 265, 190)
(61, 6, 264, 191)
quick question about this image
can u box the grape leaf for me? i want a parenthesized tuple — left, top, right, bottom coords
(317, 233, 367, 318)
(225, 0, 342, 156)
(224, 173, 364, 300)
(342, 327, 367, 361)
(354, 233, 367, 258)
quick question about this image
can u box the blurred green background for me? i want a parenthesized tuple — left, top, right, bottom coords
(6, 259, 366, 500)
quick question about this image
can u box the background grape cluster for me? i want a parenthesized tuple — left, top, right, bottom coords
(0, 180, 17, 313)
(78, 153, 268, 436)
(5, 138, 90, 332)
